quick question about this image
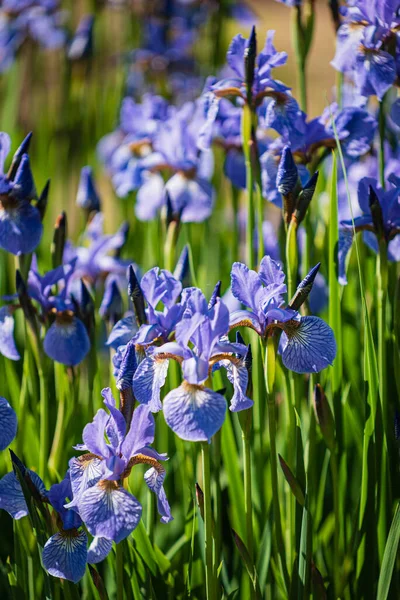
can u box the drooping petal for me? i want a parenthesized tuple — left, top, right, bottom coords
(43, 316, 90, 366)
(144, 467, 173, 523)
(78, 481, 142, 543)
(87, 536, 113, 564)
(42, 530, 88, 583)
(229, 309, 262, 334)
(122, 404, 155, 459)
(0, 201, 43, 255)
(106, 313, 137, 349)
(132, 356, 169, 412)
(224, 361, 254, 412)
(0, 396, 17, 450)
(0, 306, 20, 361)
(0, 472, 27, 519)
(338, 228, 353, 286)
(163, 383, 227, 442)
(279, 316, 336, 374)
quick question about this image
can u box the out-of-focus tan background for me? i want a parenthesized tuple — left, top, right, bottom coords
(246, 0, 337, 116)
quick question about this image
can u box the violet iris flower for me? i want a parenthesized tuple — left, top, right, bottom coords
(331, 1, 400, 100)
(131, 287, 252, 442)
(65, 389, 172, 543)
(0, 132, 43, 255)
(0, 1, 66, 72)
(229, 256, 336, 373)
(339, 176, 400, 284)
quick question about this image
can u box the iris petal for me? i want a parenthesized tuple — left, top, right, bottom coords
(280, 316, 336, 374)
(132, 356, 169, 412)
(0, 472, 28, 519)
(0, 396, 17, 450)
(42, 530, 87, 583)
(87, 536, 113, 564)
(163, 383, 227, 442)
(0, 201, 43, 255)
(0, 306, 20, 361)
(43, 316, 90, 366)
(78, 482, 142, 543)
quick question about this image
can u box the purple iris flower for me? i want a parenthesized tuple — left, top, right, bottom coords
(0, 1, 66, 72)
(134, 101, 215, 222)
(63, 212, 131, 288)
(0, 258, 91, 366)
(132, 287, 252, 442)
(0, 132, 43, 255)
(331, 2, 400, 99)
(65, 389, 172, 543)
(0, 396, 17, 450)
(339, 176, 400, 284)
(229, 256, 336, 373)
(0, 451, 47, 521)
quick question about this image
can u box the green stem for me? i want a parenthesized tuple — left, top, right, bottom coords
(164, 221, 180, 273)
(330, 450, 340, 598)
(146, 490, 155, 544)
(242, 426, 254, 562)
(242, 104, 255, 269)
(286, 220, 298, 300)
(202, 442, 216, 600)
(116, 541, 124, 600)
(48, 363, 66, 478)
(212, 429, 222, 575)
(38, 360, 49, 480)
(231, 183, 240, 263)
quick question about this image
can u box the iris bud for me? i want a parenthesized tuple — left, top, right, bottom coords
(293, 171, 319, 225)
(51, 212, 67, 269)
(37, 180, 50, 222)
(244, 26, 257, 103)
(7, 132, 32, 180)
(289, 262, 320, 310)
(127, 264, 146, 327)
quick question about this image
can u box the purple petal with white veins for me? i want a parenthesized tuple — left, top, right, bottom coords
(0, 471, 27, 519)
(0, 307, 20, 361)
(229, 309, 262, 333)
(224, 361, 253, 412)
(78, 482, 142, 543)
(82, 409, 111, 459)
(230, 262, 264, 313)
(106, 313, 137, 349)
(144, 467, 173, 523)
(101, 388, 127, 449)
(87, 536, 113, 564)
(280, 316, 336, 374)
(163, 383, 227, 442)
(132, 356, 169, 412)
(122, 404, 155, 459)
(42, 530, 87, 583)
(67, 455, 105, 509)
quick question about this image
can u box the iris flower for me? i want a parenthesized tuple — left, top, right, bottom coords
(229, 256, 336, 373)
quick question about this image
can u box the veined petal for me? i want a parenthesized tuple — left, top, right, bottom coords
(42, 530, 87, 583)
(0, 396, 17, 450)
(229, 309, 262, 334)
(0, 306, 20, 361)
(82, 409, 111, 459)
(106, 314, 137, 349)
(163, 383, 227, 442)
(87, 536, 113, 564)
(78, 481, 142, 543)
(43, 316, 90, 367)
(230, 262, 263, 313)
(223, 360, 254, 412)
(280, 316, 336, 374)
(0, 471, 27, 519)
(101, 388, 126, 449)
(68, 455, 104, 506)
(144, 467, 173, 523)
(132, 356, 169, 412)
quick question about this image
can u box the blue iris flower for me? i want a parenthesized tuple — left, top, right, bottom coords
(331, 2, 400, 100)
(0, 132, 43, 255)
(131, 287, 252, 442)
(65, 389, 172, 544)
(0, 1, 66, 72)
(339, 176, 400, 284)
(229, 256, 336, 374)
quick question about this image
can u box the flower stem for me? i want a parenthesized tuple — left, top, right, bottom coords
(330, 450, 340, 598)
(242, 104, 255, 269)
(48, 363, 67, 478)
(116, 541, 124, 600)
(202, 442, 216, 600)
(146, 489, 155, 544)
(38, 360, 49, 480)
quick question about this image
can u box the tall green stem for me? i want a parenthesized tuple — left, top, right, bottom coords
(48, 363, 66, 477)
(330, 450, 340, 597)
(242, 421, 254, 563)
(202, 442, 216, 600)
(116, 541, 124, 600)
(38, 360, 48, 480)
(242, 104, 255, 269)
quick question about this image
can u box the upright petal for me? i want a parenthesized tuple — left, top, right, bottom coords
(0, 306, 20, 361)
(42, 530, 88, 583)
(68, 455, 104, 506)
(101, 388, 127, 449)
(0, 397, 17, 450)
(163, 383, 227, 442)
(106, 313, 137, 349)
(87, 537, 113, 564)
(132, 356, 169, 412)
(280, 316, 336, 374)
(82, 409, 111, 459)
(122, 404, 155, 459)
(230, 262, 263, 313)
(258, 255, 286, 287)
(78, 481, 142, 543)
